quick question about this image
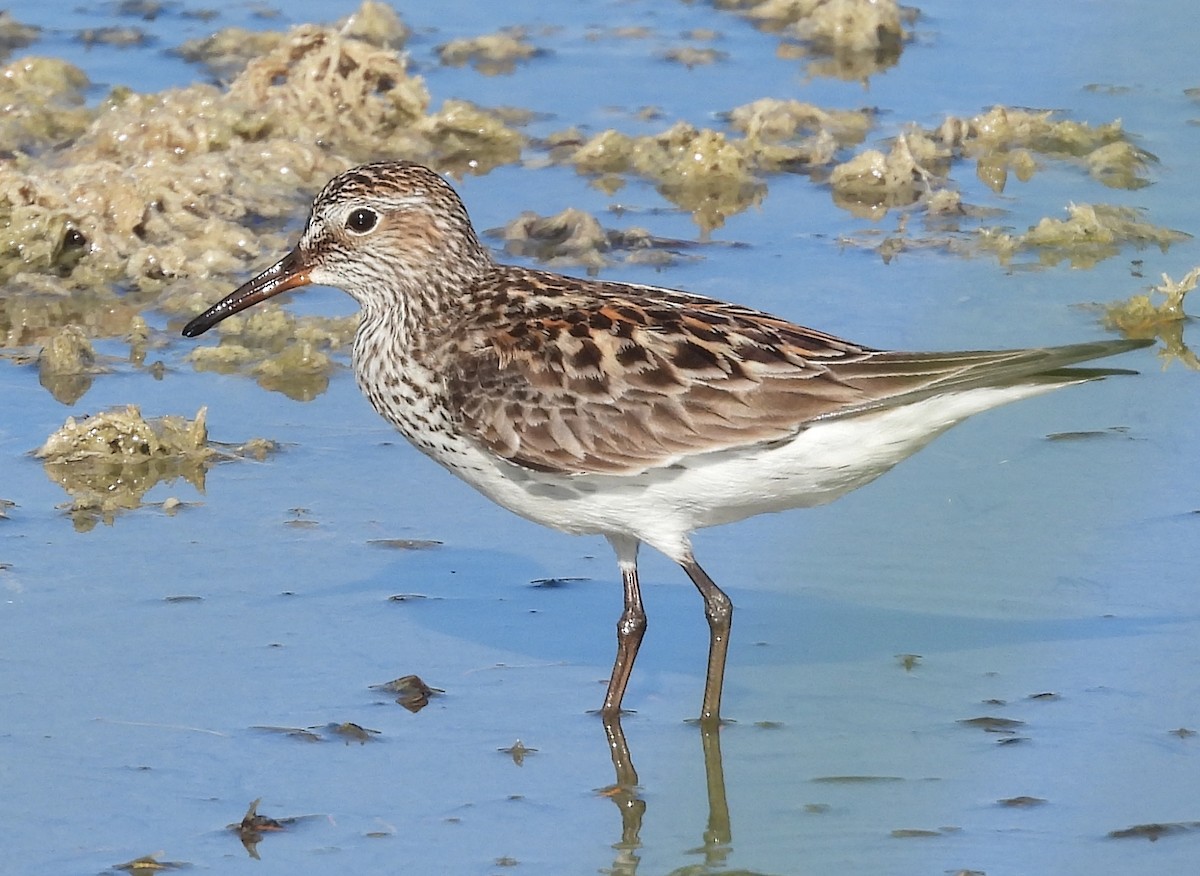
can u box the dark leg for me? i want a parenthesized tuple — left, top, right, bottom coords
(602, 536, 645, 717)
(680, 556, 733, 725)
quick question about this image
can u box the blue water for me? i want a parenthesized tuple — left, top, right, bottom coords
(2, 1, 1199, 874)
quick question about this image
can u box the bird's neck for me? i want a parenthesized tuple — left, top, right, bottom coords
(351, 272, 479, 374)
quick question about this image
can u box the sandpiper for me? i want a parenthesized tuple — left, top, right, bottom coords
(183, 160, 1148, 724)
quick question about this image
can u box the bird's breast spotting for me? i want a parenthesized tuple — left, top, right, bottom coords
(352, 315, 470, 462)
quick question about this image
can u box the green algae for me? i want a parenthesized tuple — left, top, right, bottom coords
(35, 404, 277, 530)
(36, 405, 214, 530)
(37, 324, 98, 404)
(829, 107, 1156, 226)
(0, 11, 38, 62)
(437, 27, 541, 75)
(1104, 267, 1199, 369)
(662, 46, 729, 68)
(0, 56, 92, 152)
(829, 132, 947, 218)
(935, 106, 1157, 191)
(188, 309, 357, 401)
(714, 0, 917, 81)
(494, 207, 706, 272)
(829, 102, 1181, 267)
(977, 203, 1191, 269)
(556, 100, 873, 233)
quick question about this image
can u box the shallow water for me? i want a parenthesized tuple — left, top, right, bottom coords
(2, 1, 1199, 874)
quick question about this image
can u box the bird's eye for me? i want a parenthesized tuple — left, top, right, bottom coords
(346, 207, 379, 234)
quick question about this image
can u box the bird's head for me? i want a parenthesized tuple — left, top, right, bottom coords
(182, 161, 491, 338)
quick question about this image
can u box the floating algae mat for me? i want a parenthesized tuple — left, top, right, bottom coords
(976, 203, 1192, 269)
(35, 323, 98, 405)
(435, 26, 541, 75)
(710, 0, 918, 81)
(550, 100, 874, 234)
(35, 405, 277, 530)
(1104, 267, 1200, 369)
(492, 208, 711, 272)
(828, 107, 1188, 270)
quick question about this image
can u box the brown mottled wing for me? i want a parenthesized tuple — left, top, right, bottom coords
(445, 273, 1141, 476)
(445, 275, 880, 475)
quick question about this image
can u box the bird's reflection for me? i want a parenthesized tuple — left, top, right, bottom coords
(599, 715, 645, 875)
(694, 722, 732, 869)
(598, 715, 772, 876)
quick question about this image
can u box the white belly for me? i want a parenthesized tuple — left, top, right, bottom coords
(437, 382, 1067, 563)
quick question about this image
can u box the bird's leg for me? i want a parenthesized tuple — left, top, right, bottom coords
(680, 557, 733, 725)
(602, 535, 645, 717)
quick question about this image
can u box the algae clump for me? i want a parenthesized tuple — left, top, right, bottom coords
(1104, 267, 1199, 370)
(36, 405, 279, 529)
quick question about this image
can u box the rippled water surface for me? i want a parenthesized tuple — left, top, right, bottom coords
(2, 1, 1199, 874)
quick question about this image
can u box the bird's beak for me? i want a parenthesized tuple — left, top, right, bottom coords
(181, 247, 313, 338)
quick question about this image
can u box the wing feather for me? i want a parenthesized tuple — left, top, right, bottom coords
(442, 267, 1144, 475)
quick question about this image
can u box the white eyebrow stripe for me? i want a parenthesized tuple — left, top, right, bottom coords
(385, 194, 427, 209)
